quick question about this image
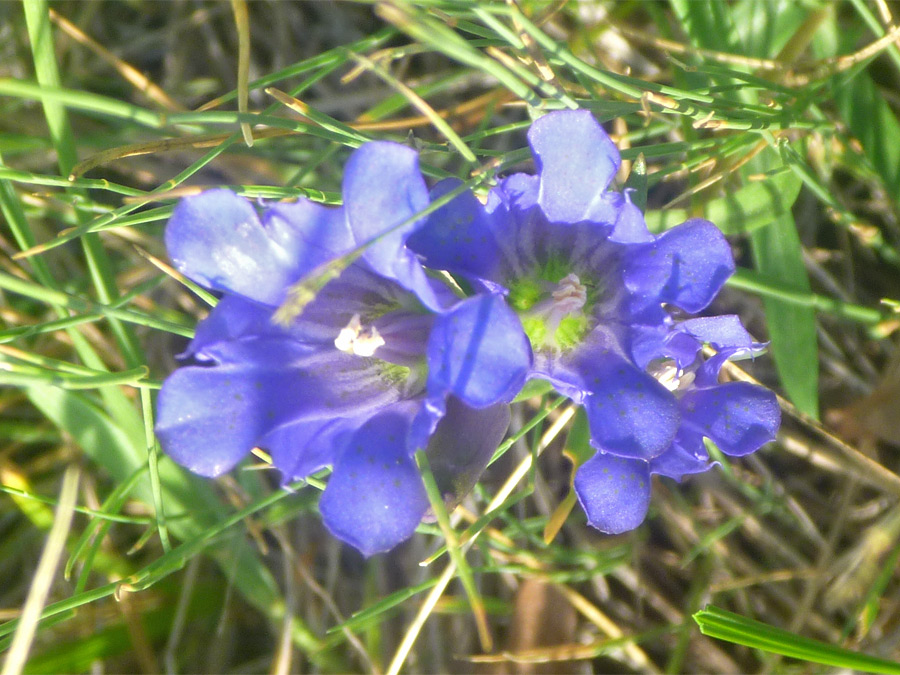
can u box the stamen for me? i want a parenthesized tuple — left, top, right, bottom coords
(335, 313, 386, 357)
(647, 359, 696, 393)
(652, 361, 681, 391)
(538, 273, 588, 345)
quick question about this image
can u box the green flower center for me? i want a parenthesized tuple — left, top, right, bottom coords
(508, 267, 597, 353)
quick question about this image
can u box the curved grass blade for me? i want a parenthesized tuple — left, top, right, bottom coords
(695, 605, 900, 674)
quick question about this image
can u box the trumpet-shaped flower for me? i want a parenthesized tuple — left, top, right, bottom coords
(575, 315, 779, 532)
(409, 109, 780, 533)
(156, 141, 531, 555)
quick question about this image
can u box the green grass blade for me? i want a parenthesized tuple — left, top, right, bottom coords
(416, 450, 492, 652)
(24, 0, 144, 368)
(64, 465, 147, 585)
(140, 388, 171, 553)
(0, 271, 194, 337)
(377, 3, 541, 107)
(727, 268, 884, 325)
(645, 164, 802, 235)
(746, 151, 819, 418)
(815, 14, 900, 198)
(22, 0, 78, 171)
(731, 0, 811, 58)
(695, 606, 900, 674)
(670, 0, 737, 53)
(833, 67, 900, 198)
(22, 383, 327, 658)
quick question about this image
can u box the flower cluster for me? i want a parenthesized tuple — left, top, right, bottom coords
(156, 110, 780, 554)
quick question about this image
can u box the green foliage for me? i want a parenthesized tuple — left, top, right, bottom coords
(695, 606, 900, 674)
(2, 1, 900, 672)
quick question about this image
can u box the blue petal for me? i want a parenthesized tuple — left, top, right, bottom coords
(165, 189, 346, 307)
(681, 382, 780, 456)
(668, 315, 766, 379)
(407, 178, 503, 281)
(574, 453, 651, 534)
(261, 416, 360, 482)
(659, 331, 702, 369)
(425, 294, 531, 409)
(627, 305, 672, 368)
(496, 173, 539, 212)
(649, 429, 713, 480)
(423, 398, 510, 513)
(320, 408, 429, 556)
(261, 197, 353, 272)
(609, 194, 655, 243)
(529, 110, 621, 225)
(694, 351, 737, 387)
(187, 295, 288, 360)
(674, 315, 759, 353)
(624, 219, 735, 313)
(156, 338, 408, 477)
(156, 340, 316, 477)
(533, 329, 623, 405)
(342, 142, 443, 310)
(582, 355, 680, 459)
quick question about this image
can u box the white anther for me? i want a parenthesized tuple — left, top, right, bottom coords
(654, 362, 682, 392)
(676, 369, 695, 391)
(648, 359, 696, 393)
(334, 314, 362, 353)
(334, 313, 385, 357)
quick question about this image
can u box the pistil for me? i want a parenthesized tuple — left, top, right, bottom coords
(548, 273, 587, 319)
(527, 273, 589, 351)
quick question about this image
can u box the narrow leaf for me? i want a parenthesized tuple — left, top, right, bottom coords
(695, 606, 900, 674)
(746, 153, 818, 418)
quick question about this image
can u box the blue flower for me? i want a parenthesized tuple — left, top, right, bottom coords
(575, 316, 780, 533)
(156, 110, 780, 547)
(409, 109, 780, 533)
(156, 141, 531, 555)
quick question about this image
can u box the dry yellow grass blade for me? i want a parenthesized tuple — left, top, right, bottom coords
(386, 404, 577, 675)
(1, 465, 81, 675)
(49, 8, 184, 112)
(719, 356, 900, 498)
(68, 128, 296, 180)
(346, 51, 477, 163)
(230, 0, 253, 147)
(70, 87, 507, 181)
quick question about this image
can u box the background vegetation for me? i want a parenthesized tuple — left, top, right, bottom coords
(2, 1, 900, 672)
